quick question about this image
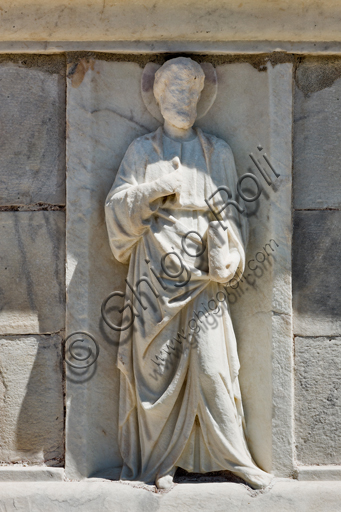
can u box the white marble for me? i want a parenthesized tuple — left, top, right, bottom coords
(0, 466, 64, 482)
(105, 57, 271, 490)
(0, 480, 341, 512)
(66, 58, 293, 480)
(198, 62, 294, 476)
(297, 466, 341, 481)
(66, 60, 158, 480)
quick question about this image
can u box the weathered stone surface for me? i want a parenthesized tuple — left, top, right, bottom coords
(0, 480, 341, 512)
(0, 466, 64, 482)
(66, 59, 292, 479)
(0, 0, 341, 45)
(294, 59, 341, 209)
(0, 211, 65, 334)
(197, 61, 294, 476)
(0, 59, 65, 205)
(297, 465, 341, 481)
(0, 335, 64, 465)
(293, 211, 341, 336)
(295, 336, 341, 465)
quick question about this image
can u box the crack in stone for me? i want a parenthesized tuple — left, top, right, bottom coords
(0, 204, 65, 212)
(0, 364, 8, 404)
(295, 208, 341, 211)
(90, 107, 151, 132)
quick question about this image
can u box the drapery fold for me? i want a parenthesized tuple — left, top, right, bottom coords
(105, 127, 267, 484)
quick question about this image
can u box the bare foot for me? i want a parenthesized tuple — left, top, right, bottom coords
(245, 472, 274, 490)
(156, 469, 176, 490)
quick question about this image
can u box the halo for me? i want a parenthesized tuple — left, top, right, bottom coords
(141, 61, 218, 123)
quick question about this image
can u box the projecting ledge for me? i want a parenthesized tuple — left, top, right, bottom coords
(297, 465, 341, 481)
(0, 480, 341, 512)
(0, 465, 64, 482)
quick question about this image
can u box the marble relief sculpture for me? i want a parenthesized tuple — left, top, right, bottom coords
(105, 57, 273, 490)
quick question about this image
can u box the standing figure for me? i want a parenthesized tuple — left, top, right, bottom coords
(105, 57, 273, 490)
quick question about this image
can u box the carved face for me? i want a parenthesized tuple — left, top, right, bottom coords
(157, 76, 203, 129)
(153, 58, 205, 130)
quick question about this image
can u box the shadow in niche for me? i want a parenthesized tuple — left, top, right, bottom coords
(174, 468, 248, 486)
(15, 337, 64, 466)
(89, 466, 122, 480)
(88, 466, 250, 487)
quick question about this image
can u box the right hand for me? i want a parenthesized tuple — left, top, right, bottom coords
(155, 157, 183, 197)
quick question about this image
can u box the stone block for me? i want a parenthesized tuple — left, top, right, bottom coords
(294, 59, 341, 209)
(0, 335, 64, 465)
(1, 0, 341, 46)
(293, 210, 341, 336)
(0, 480, 341, 512)
(295, 336, 341, 465)
(0, 466, 64, 482)
(297, 466, 341, 481)
(0, 57, 65, 205)
(0, 211, 65, 334)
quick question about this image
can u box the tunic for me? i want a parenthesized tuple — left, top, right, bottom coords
(105, 126, 268, 485)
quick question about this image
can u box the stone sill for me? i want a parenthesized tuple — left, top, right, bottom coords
(0, 480, 341, 511)
(2, 465, 341, 483)
(0, 0, 341, 44)
(297, 466, 341, 481)
(3, 41, 341, 55)
(0, 466, 64, 482)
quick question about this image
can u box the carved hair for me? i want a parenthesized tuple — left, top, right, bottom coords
(153, 57, 205, 106)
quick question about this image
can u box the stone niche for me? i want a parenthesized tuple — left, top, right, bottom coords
(65, 56, 293, 480)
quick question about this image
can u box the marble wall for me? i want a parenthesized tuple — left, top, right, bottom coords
(0, 56, 65, 469)
(293, 58, 341, 469)
(0, 54, 340, 483)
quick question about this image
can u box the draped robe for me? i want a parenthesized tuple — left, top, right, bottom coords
(105, 126, 268, 485)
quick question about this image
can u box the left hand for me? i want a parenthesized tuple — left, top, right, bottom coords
(207, 221, 241, 283)
(220, 249, 240, 283)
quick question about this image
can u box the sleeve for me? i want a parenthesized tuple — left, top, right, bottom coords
(219, 143, 248, 238)
(207, 142, 248, 284)
(105, 140, 161, 264)
(224, 144, 249, 276)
